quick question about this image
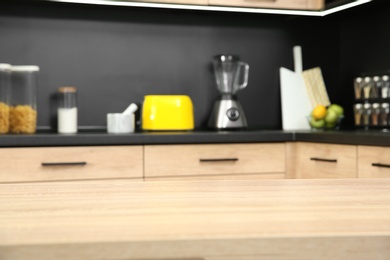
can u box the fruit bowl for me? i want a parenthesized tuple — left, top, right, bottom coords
(308, 104, 344, 131)
(308, 115, 343, 131)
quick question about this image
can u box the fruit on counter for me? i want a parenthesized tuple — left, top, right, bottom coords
(309, 117, 325, 128)
(325, 121, 336, 129)
(309, 104, 344, 129)
(327, 104, 344, 117)
(324, 109, 338, 124)
(311, 105, 327, 120)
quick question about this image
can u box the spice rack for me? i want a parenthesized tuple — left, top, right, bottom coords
(354, 71, 390, 130)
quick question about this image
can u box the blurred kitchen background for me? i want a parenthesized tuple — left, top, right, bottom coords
(0, 0, 389, 131)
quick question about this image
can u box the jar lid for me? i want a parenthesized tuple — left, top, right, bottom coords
(0, 63, 11, 70)
(11, 65, 40, 72)
(58, 86, 77, 93)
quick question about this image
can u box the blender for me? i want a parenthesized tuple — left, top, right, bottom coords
(208, 54, 249, 129)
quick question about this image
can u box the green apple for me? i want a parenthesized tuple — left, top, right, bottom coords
(325, 109, 338, 124)
(325, 121, 336, 129)
(328, 104, 344, 117)
(310, 117, 325, 129)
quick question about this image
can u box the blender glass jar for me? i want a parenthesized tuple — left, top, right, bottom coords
(0, 64, 11, 134)
(10, 65, 39, 134)
(57, 86, 78, 134)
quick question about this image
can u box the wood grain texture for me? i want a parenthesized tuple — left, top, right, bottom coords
(1, 179, 390, 259)
(208, 0, 324, 10)
(358, 145, 390, 178)
(0, 146, 143, 183)
(128, 0, 208, 5)
(145, 172, 285, 181)
(144, 143, 285, 178)
(286, 142, 357, 179)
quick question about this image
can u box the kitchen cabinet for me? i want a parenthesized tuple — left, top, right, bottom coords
(208, 0, 324, 10)
(129, 0, 325, 10)
(4, 139, 390, 183)
(47, 0, 327, 10)
(0, 146, 143, 183)
(132, 0, 208, 5)
(358, 145, 390, 178)
(144, 143, 286, 180)
(286, 142, 357, 179)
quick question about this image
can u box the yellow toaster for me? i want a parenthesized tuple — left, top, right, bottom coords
(142, 95, 194, 131)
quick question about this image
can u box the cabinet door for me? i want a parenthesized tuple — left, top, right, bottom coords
(208, 0, 324, 10)
(0, 146, 143, 183)
(144, 143, 285, 180)
(286, 142, 357, 179)
(358, 146, 390, 178)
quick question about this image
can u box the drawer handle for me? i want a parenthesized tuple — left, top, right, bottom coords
(41, 162, 87, 167)
(199, 158, 239, 162)
(310, 157, 337, 163)
(372, 163, 390, 168)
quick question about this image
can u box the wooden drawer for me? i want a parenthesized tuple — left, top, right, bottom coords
(0, 146, 143, 183)
(144, 143, 285, 180)
(286, 142, 357, 179)
(358, 146, 390, 178)
(208, 0, 324, 10)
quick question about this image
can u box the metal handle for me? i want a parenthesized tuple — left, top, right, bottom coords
(372, 163, 390, 168)
(310, 157, 337, 163)
(41, 162, 87, 167)
(199, 158, 239, 162)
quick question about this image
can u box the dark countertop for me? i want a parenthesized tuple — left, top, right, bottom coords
(1, 129, 390, 147)
(295, 130, 390, 146)
(0, 130, 294, 147)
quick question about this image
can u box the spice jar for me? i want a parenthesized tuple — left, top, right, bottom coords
(9, 66, 39, 134)
(57, 86, 77, 134)
(0, 64, 11, 134)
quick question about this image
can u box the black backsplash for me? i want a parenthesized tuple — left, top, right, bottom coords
(2, 0, 374, 131)
(338, 0, 390, 128)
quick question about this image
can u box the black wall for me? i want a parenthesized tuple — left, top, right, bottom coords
(338, 0, 390, 127)
(0, 1, 343, 131)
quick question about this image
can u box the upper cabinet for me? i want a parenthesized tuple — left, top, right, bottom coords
(47, 0, 373, 16)
(129, 0, 324, 9)
(208, 0, 324, 10)
(132, 0, 208, 5)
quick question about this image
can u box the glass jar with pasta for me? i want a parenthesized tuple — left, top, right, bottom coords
(10, 66, 39, 134)
(0, 64, 11, 134)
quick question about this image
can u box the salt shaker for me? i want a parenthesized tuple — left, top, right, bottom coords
(354, 77, 363, 99)
(362, 103, 371, 128)
(380, 103, 390, 127)
(371, 103, 380, 126)
(382, 75, 390, 98)
(58, 86, 77, 134)
(354, 103, 363, 126)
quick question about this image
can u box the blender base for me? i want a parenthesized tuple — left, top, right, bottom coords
(208, 98, 248, 129)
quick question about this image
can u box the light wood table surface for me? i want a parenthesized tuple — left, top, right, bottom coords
(1, 179, 390, 259)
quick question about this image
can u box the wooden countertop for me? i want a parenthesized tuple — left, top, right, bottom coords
(1, 179, 390, 259)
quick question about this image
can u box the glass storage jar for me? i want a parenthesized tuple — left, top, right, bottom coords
(10, 65, 39, 134)
(57, 86, 78, 134)
(0, 64, 11, 134)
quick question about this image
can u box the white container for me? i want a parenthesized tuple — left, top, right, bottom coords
(57, 86, 77, 134)
(107, 113, 134, 134)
